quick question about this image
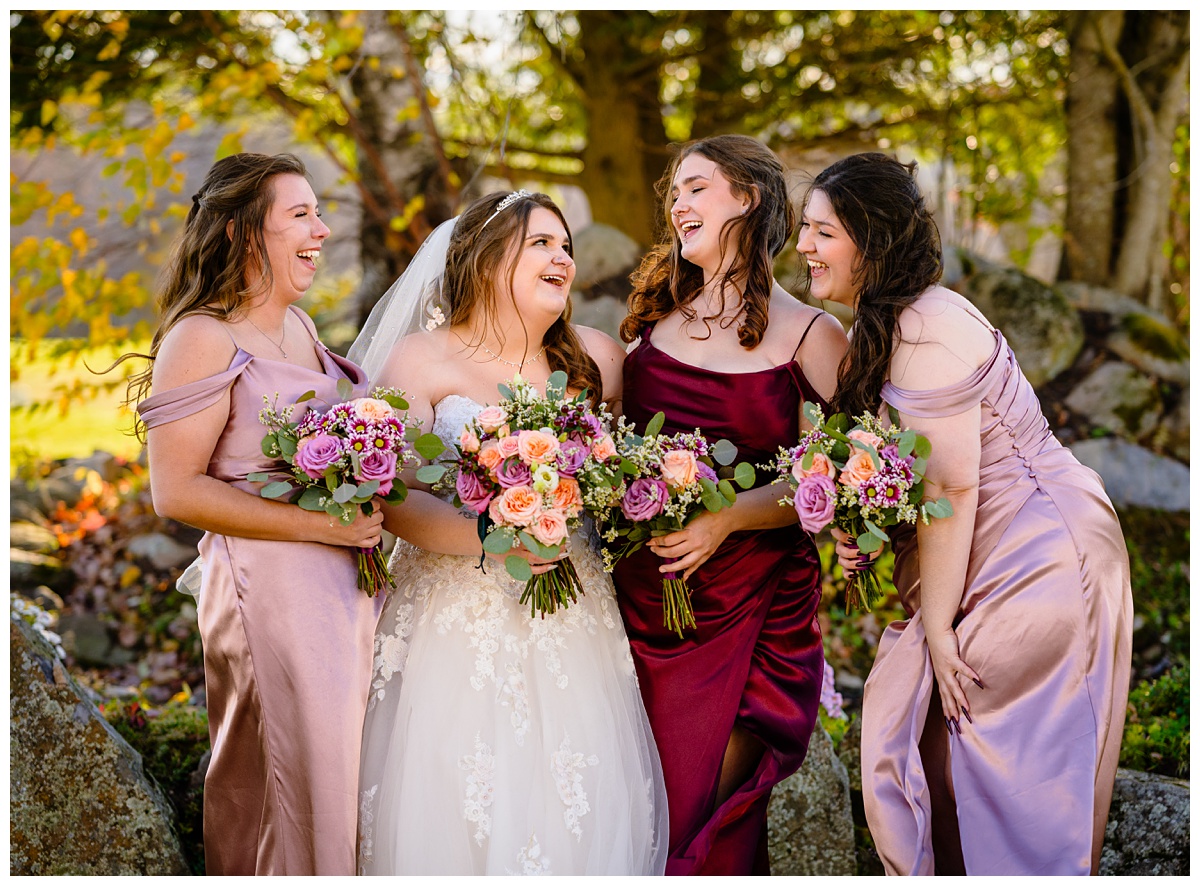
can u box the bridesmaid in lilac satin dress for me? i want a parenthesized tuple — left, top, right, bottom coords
(612, 135, 848, 874)
(131, 154, 385, 874)
(798, 153, 1132, 875)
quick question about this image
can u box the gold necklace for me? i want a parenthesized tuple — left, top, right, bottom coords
(246, 313, 288, 358)
(477, 342, 546, 368)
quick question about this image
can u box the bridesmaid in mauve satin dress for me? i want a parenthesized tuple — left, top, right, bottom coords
(131, 154, 385, 874)
(799, 153, 1132, 875)
(612, 135, 848, 874)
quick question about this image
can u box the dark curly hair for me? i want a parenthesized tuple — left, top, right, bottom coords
(801, 153, 943, 417)
(620, 134, 794, 348)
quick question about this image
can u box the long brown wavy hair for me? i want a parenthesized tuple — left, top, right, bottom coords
(620, 134, 795, 348)
(443, 191, 603, 405)
(802, 153, 943, 417)
(122, 152, 311, 434)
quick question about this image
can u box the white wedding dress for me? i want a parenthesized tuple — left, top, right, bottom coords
(357, 395, 669, 875)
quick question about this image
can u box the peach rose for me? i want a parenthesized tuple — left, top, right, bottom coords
(476, 406, 507, 434)
(848, 428, 884, 451)
(529, 509, 569, 548)
(839, 449, 878, 488)
(477, 441, 503, 471)
(791, 450, 837, 481)
(494, 485, 542, 526)
(496, 433, 521, 460)
(551, 476, 584, 517)
(591, 434, 617, 461)
(517, 429, 561, 466)
(459, 428, 481, 453)
(352, 397, 394, 422)
(660, 449, 699, 489)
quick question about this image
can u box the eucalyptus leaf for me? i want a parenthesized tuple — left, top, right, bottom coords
(260, 481, 294, 499)
(416, 464, 447, 484)
(519, 531, 559, 560)
(718, 478, 736, 504)
(712, 438, 737, 466)
(546, 370, 568, 397)
(296, 390, 317, 403)
(261, 435, 280, 458)
(246, 471, 271, 482)
(333, 483, 358, 504)
(924, 497, 954, 519)
(699, 478, 725, 512)
(354, 479, 381, 500)
(297, 487, 328, 511)
(887, 404, 901, 428)
(336, 377, 354, 401)
(856, 532, 883, 553)
(415, 432, 447, 461)
(644, 411, 665, 439)
(620, 458, 639, 476)
(828, 413, 851, 434)
(496, 383, 514, 400)
(733, 462, 756, 489)
(505, 555, 533, 582)
(278, 435, 297, 458)
(913, 436, 932, 459)
(897, 429, 917, 459)
(863, 517, 889, 540)
(483, 529, 516, 555)
(802, 401, 824, 428)
(381, 393, 408, 411)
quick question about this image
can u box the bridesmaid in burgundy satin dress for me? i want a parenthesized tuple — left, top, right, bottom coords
(612, 135, 847, 874)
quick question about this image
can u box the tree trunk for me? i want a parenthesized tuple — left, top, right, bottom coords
(1061, 11, 1123, 285)
(576, 12, 670, 247)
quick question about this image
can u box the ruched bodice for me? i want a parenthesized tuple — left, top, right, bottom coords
(864, 326, 1133, 875)
(136, 313, 382, 875)
(613, 330, 827, 874)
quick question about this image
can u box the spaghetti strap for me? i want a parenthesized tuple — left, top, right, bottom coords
(289, 304, 321, 342)
(790, 312, 823, 361)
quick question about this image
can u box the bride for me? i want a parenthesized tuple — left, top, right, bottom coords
(347, 190, 668, 875)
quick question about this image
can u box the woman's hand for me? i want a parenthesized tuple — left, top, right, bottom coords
(925, 626, 982, 734)
(647, 510, 733, 581)
(311, 505, 386, 549)
(830, 526, 883, 574)
(488, 539, 568, 576)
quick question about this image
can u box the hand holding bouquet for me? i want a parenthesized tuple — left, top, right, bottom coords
(419, 371, 625, 619)
(770, 401, 953, 611)
(248, 377, 442, 596)
(596, 411, 756, 638)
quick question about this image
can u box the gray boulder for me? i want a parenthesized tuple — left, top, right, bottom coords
(958, 266, 1084, 388)
(570, 223, 642, 291)
(10, 521, 60, 555)
(570, 294, 627, 343)
(1068, 438, 1190, 511)
(10, 617, 189, 875)
(1154, 389, 1189, 464)
(10, 548, 70, 594)
(1107, 312, 1189, 386)
(767, 720, 856, 875)
(127, 532, 199, 572)
(1099, 768, 1190, 875)
(1064, 362, 1163, 442)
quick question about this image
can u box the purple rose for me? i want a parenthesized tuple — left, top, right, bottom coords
(356, 449, 398, 496)
(695, 461, 718, 483)
(794, 473, 836, 534)
(879, 443, 900, 463)
(621, 478, 669, 522)
(294, 433, 344, 479)
(556, 439, 588, 476)
(456, 470, 495, 514)
(495, 456, 533, 489)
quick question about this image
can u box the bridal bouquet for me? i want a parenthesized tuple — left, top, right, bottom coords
(419, 371, 624, 619)
(596, 411, 756, 638)
(769, 401, 953, 612)
(249, 377, 442, 597)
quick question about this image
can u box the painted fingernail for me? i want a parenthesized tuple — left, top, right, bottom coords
(973, 678, 985, 689)
(944, 717, 953, 735)
(961, 706, 973, 724)
(952, 718, 962, 735)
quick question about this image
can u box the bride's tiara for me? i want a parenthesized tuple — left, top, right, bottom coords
(480, 190, 533, 230)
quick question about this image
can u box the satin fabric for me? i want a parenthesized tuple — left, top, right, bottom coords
(862, 327, 1133, 875)
(137, 311, 384, 875)
(612, 333, 826, 875)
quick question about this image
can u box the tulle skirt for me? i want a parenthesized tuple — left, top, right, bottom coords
(357, 534, 668, 875)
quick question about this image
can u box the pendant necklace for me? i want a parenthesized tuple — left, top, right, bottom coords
(247, 314, 288, 358)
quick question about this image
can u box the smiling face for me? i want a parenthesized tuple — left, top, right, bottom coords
(668, 152, 752, 277)
(796, 188, 861, 309)
(501, 205, 575, 325)
(256, 173, 330, 303)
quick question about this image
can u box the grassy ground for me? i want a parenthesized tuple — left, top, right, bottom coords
(10, 339, 147, 471)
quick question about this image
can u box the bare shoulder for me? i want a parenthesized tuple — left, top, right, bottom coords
(152, 314, 238, 393)
(573, 324, 625, 366)
(379, 329, 453, 392)
(769, 286, 847, 354)
(892, 286, 996, 390)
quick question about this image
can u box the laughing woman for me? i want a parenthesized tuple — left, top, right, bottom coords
(798, 152, 1132, 875)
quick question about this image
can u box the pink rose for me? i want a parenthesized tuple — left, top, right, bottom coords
(794, 474, 836, 534)
(660, 449, 699, 489)
(496, 433, 521, 460)
(477, 441, 503, 471)
(355, 449, 397, 495)
(839, 449, 877, 489)
(352, 397, 394, 422)
(550, 476, 584, 517)
(791, 450, 836, 481)
(493, 485, 542, 527)
(517, 429, 560, 466)
(294, 433, 344, 479)
(456, 469, 495, 514)
(591, 434, 617, 462)
(459, 428, 481, 453)
(476, 406, 507, 434)
(529, 509, 569, 548)
(848, 428, 884, 451)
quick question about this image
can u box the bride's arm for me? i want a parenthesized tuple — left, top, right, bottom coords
(575, 324, 625, 418)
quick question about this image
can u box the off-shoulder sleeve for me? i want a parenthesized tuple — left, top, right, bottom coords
(881, 329, 1006, 418)
(136, 350, 253, 429)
